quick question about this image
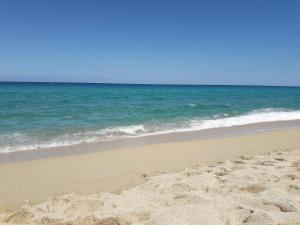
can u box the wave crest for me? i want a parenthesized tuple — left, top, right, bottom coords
(1, 109, 300, 153)
(190, 109, 300, 130)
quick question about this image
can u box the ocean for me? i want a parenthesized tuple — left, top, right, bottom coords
(1, 82, 300, 153)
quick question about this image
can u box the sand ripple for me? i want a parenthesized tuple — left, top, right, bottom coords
(1, 149, 300, 225)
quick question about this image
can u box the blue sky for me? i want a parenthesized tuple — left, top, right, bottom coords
(0, 0, 300, 85)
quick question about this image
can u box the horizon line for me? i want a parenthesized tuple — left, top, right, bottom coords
(0, 80, 299, 88)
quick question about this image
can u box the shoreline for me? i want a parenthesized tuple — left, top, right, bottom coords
(1, 119, 300, 163)
(1, 128, 300, 208)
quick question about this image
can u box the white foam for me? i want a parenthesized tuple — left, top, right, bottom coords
(0, 125, 147, 153)
(101, 125, 146, 136)
(189, 109, 300, 131)
(130, 109, 300, 136)
(0, 139, 84, 153)
(1, 109, 300, 153)
(187, 103, 197, 108)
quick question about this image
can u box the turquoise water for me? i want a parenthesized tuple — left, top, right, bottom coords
(1, 82, 300, 153)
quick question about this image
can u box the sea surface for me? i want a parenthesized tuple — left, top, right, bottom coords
(1, 82, 300, 153)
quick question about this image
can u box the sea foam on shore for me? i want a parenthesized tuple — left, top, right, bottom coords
(2, 83, 300, 154)
(1, 149, 300, 225)
(1, 109, 300, 153)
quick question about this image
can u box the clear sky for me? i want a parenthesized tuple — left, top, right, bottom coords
(0, 0, 300, 86)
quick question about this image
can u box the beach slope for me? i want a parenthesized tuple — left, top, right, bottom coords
(1, 147, 300, 224)
(1, 129, 300, 224)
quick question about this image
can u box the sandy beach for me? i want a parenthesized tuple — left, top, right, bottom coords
(0, 128, 300, 224)
(2, 0, 300, 223)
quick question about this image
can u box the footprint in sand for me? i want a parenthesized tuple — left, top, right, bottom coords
(263, 198, 297, 212)
(2, 210, 32, 224)
(240, 185, 266, 193)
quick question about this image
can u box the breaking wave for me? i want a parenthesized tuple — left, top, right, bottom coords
(1, 108, 300, 153)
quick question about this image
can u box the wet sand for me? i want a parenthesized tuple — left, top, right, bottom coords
(1, 119, 300, 163)
(1, 128, 300, 209)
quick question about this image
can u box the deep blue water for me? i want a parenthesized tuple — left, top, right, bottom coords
(1, 82, 300, 152)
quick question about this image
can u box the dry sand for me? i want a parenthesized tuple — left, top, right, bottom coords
(1, 129, 300, 224)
